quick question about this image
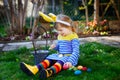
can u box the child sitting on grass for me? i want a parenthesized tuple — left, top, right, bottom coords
(20, 14, 80, 79)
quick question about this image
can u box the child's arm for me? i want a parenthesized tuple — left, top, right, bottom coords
(67, 39, 80, 66)
(53, 43, 59, 51)
(49, 43, 59, 51)
(49, 36, 59, 51)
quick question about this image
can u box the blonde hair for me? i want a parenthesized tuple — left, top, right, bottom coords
(55, 14, 77, 33)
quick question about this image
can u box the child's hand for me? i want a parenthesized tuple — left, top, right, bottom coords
(64, 62, 72, 68)
(49, 44, 56, 50)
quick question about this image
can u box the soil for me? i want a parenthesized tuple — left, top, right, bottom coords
(0, 33, 119, 42)
(0, 35, 27, 42)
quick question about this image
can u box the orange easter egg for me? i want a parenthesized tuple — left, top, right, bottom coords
(77, 66, 83, 70)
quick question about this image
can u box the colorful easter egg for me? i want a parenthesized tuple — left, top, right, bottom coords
(74, 70, 82, 75)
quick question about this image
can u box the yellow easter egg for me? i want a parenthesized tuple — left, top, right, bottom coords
(77, 66, 83, 70)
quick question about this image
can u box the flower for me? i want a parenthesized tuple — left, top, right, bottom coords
(84, 19, 109, 35)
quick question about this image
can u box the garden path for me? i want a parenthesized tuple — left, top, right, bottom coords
(0, 35, 120, 52)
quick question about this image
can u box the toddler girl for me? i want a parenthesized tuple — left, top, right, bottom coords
(20, 14, 80, 79)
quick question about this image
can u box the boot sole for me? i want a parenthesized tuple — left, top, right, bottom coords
(39, 69, 47, 79)
(20, 62, 34, 76)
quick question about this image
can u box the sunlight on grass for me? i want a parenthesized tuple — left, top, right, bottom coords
(0, 42, 120, 80)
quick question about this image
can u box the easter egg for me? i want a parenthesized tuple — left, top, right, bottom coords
(87, 68, 92, 72)
(82, 67, 87, 71)
(71, 66, 75, 69)
(68, 66, 75, 70)
(63, 64, 69, 70)
(58, 54, 63, 57)
(77, 66, 83, 70)
(73, 67, 77, 71)
(74, 70, 82, 75)
(68, 67, 73, 70)
(25, 36, 30, 40)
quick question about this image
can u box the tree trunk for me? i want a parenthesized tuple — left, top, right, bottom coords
(4, 0, 44, 37)
(31, 1, 39, 39)
(18, 0, 23, 34)
(60, 0, 64, 14)
(94, 0, 99, 24)
(3, 0, 10, 26)
(31, 0, 44, 39)
(22, 0, 28, 28)
(101, 1, 111, 19)
(30, 1, 35, 28)
(85, 0, 89, 26)
(111, 0, 120, 20)
(52, 0, 55, 13)
(8, 0, 15, 33)
(82, 0, 89, 26)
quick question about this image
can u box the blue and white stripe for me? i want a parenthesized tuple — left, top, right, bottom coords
(46, 38, 80, 66)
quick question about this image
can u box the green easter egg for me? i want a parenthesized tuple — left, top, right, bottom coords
(73, 67, 78, 71)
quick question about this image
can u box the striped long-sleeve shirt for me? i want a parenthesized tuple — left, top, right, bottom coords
(46, 33, 80, 66)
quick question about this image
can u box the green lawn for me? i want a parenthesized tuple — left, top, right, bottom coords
(0, 42, 120, 80)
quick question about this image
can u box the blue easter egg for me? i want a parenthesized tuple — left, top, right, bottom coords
(74, 70, 82, 75)
(87, 68, 92, 72)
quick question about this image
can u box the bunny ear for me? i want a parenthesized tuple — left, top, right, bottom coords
(48, 13, 57, 22)
(39, 11, 54, 22)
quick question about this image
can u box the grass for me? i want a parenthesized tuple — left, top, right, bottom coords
(0, 26, 7, 37)
(0, 42, 120, 80)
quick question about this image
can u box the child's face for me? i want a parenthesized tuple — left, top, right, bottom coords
(56, 25, 72, 36)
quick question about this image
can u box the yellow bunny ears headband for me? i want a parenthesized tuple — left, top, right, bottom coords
(39, 11, 72, 27)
